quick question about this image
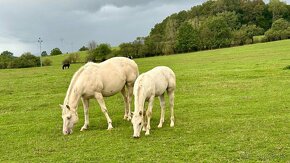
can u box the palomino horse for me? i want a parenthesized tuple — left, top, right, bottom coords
(60, 57, 139, 135)
(131, 66, 176, 138)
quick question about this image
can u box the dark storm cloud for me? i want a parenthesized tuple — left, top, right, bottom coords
(3, 0, 287, 56)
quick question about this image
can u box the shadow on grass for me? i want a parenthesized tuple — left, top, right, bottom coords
(283, 65, 290, 70)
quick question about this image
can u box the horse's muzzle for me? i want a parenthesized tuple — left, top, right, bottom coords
(63, 129, 72, 135)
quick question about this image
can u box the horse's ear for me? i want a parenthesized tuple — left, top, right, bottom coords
(66, 105, 70, 110)
(59, 104, 63, 110)
(139, 111, 142, 116)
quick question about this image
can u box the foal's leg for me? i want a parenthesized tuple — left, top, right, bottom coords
(126, 83, 134, 120)
(121, 87, 129, 120)
(158, 94, 165, 128)
(80, 98, 90, 131)
(145, 96, 154, 136)
(168, 90, 175, 127)
(95, 92, 113, 130)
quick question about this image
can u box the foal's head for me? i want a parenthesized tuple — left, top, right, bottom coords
(59, 104, 79, 135)
(131, 111, 143, 138)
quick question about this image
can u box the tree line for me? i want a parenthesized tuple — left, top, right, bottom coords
(2, 0, 290, 69)
(109, 0, 290, 58)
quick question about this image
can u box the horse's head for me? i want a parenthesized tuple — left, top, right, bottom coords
(131, 111, 143, 138)
(59, 104, 79, 135)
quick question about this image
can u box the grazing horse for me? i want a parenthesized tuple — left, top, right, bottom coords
(131, 66, 176, 138)
(62, 63, 70, 69)
(59, 57, 139, 135)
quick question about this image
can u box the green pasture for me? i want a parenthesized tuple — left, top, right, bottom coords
(1, 40, 290, 162)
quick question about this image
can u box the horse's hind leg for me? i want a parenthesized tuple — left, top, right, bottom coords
(80, 98, 90, 131)
(158, 93, 165, 128)
(121, 87, 129, 120)
(126, 83, 134, 120)
(95, 92, 113, 130)
(168, 90, 175, 127)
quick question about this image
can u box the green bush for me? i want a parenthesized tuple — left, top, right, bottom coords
(62, 58, 70, 65)
(67, 53, 80, 63)
(42, 58, 52, 66)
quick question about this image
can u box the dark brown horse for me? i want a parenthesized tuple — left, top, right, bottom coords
(62, 63, 70, 69)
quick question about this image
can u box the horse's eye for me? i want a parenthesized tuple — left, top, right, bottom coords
(67, 116, 71, 120)
(139, 123, 141, 126)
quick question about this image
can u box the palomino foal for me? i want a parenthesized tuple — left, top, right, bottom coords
(131, 66, 176, 138)
(60, 57, 139, 135)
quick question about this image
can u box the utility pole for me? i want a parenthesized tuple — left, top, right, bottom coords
(38, 37, 43, 67)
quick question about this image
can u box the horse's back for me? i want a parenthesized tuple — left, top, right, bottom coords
(99, 57, 139, 83)
(80, 58, 139, 96)
(152, 66, 176, 94)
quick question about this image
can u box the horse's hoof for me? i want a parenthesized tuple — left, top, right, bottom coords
(158, 124, 163, 128)
(80, 125, 88, 131)
(145, 131, 150, 136)
(123, 115, 127, 120)
(170, 122, 174, 127)
(107, 125, 113, 130)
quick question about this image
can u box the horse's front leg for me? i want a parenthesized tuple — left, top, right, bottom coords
(95, 92, 113, 130)
(145, 96, 154, 136)
(80, 98, 89, 131)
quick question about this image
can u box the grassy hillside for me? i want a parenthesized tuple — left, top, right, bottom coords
(1, 40, 290, 162)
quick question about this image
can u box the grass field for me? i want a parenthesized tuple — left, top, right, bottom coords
(1, 40, 290, 162)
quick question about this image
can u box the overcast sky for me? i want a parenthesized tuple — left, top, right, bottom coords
(0, 0, 289, 56)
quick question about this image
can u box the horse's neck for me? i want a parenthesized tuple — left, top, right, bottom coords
(64, 65, 85, 109)
(64, 84, 82, 110)
(134, 89, 146, 113)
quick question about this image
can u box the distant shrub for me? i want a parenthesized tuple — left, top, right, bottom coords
(253, 35, 267, 43)
(62, 58, 71, 65)
(43, 58, 52, 66)
(79, 46, 89, 51)
(283, 65, 290, 70)
(50, 48, 62, 56)
(67, 53, 80, 63)
(86, 52, 96, 62)
(41, 51, 48, 56)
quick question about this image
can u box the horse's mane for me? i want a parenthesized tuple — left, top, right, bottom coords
(64, 65, 85, 104)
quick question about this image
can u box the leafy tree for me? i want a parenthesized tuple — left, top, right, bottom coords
(1, 50, 13, 57)
(265, 18, 290, 40)
(13, 52, 40, 68)
(95, 43, 111, 60)
(176, 22, 199, 53)
(200, 12, 238, 49)
(243, 24, 264, 43)
(86, 43, 112, 62)
(79, 46, 89, 51)
(0, 55, 13, 69)
(268, 0, 288, 21)
(232, 24, 264, 45)
(41, 51, 48, 56)
(50, 48, 62, 56)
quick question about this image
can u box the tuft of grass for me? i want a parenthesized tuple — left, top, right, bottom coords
(283, 65, 290, 70)
(1, 40, 290, 162)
